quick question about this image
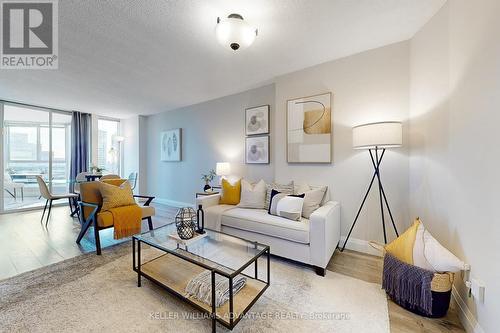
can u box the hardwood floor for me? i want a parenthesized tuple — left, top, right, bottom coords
(0, 204, 465, 332)
(328, 249, 465, 333)
(0, 204, 178, 280)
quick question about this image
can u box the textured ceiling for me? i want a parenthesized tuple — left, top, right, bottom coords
(0, 0, 446, 117)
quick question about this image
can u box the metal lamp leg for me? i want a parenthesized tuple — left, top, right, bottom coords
(374, 149, 387, 244)
(369, 149, 399, 238)
(341, 148, 398, 251)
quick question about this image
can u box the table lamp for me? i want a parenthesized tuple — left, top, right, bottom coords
(341, 121, 402, 251)
(215, 162, 230, 185)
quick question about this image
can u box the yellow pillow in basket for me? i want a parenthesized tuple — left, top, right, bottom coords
(100, 181, 136, 212)
(384, 219, 420, 265)
(219, 178, 241, 205)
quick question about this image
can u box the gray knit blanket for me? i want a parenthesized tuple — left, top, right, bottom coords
(185, 270, 247, 307)
(382, 253, 435, 315)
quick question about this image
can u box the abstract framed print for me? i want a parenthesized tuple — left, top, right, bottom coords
(160, 128, 182, 161)
(246, 135, 269, 164)
(287, 92, 332, 163)
(245, 105, 270, 135)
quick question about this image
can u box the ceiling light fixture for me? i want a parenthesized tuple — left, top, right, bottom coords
(215, 13, 258, 51)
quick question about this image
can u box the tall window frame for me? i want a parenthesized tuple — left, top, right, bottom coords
(96, 117, 122, 176)
(0, 100, 73, 213)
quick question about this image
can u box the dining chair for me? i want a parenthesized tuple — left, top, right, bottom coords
(37, 176, 79, 227)
(99, 174, 120, 180)
(128, 172, 138, 190)
(3, 173, 24, 201)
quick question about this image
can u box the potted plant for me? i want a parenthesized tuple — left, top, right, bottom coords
(90, 165, 105, 175)
(201, 169, 216, 191)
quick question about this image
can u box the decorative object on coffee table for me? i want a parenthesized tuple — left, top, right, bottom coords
(196, 204, 206, 234)
(168, 231, 208, 246)
(201, 169, 216, 191)
(175, 207, 197, 239)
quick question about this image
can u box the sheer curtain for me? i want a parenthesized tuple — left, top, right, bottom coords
(69, 112, 91, 192)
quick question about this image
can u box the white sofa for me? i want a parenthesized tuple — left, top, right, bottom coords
(196, 194, 341, 276)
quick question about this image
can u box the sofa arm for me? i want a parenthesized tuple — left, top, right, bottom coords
(309, 201, 341, 269)
(196, 194, 221, 209)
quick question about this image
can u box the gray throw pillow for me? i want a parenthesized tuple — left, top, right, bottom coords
(297, 186, 328, 218)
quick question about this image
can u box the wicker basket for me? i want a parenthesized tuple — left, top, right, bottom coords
(370, 241, 454, 318)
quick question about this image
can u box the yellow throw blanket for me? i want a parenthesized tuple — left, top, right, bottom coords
(111, 204, 142, 239)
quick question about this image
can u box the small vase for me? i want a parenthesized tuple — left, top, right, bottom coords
(203, 181, 211, 192)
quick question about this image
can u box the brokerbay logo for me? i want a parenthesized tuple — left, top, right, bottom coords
(1, 0, 58, 69)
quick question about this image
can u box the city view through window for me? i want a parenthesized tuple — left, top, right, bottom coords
(2, 104, 122, 212)
(2, 104, 71, 211)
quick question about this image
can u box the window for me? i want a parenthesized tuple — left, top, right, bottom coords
(2, 104, 72, 211)
(97, 118, 121, 175)
(8, 127, 38, 160)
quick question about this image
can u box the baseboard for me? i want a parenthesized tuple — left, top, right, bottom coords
(451, 286, 485, 333)
(154, 197, 194, 208)
(339, 236, 382, 257)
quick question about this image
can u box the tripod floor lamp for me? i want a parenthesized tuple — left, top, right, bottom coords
(341, 121, 403, 252)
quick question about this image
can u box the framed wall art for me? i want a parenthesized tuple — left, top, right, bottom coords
(287, 92, 332, 163)
(246, 135, 269, 164)
(245, 105, 269, 135)
(160, 128, 182, 161)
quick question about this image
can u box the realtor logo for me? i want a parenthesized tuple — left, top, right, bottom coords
(1, 0, 58, 69)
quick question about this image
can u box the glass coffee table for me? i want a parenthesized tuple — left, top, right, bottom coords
(132, 223, 270, 332)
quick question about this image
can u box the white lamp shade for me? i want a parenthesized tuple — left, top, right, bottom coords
(215, 15, 257, 50)
(215, 162, 231, 176)
(352, 122, 402, 149)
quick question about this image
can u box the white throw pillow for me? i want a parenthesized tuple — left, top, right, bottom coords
(296, 186, 327, 218)
(237, 179, 266, 209)
(268, 190, 305, 221)
(412, 223, 435, 271)
(412, 221, 467, 273)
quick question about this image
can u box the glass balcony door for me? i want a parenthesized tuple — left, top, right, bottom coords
(1, 103, 72, 212)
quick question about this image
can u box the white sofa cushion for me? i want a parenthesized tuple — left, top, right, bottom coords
(221, 208, 310, 244)
(237, 179, 266, 209)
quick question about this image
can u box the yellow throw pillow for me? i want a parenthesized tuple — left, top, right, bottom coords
(385, 219, 420, 265)
(219, 178, 241, 205)
(100, 181, 136, 212)
(101, 178, 127, 187)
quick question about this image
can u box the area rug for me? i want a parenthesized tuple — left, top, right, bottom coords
(0, 242, 389, 332)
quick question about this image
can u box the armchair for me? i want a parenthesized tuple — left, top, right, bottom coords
(76, 180, 155, 254)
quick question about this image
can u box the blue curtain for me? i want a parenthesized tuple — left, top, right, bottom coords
(70, 112, 91, 192)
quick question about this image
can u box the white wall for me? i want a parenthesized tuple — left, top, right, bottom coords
(274, 41, 410, 244)
(145, 84, 275, 206)
(143, 42, 411, 248)
(409, 1, 499, 332)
